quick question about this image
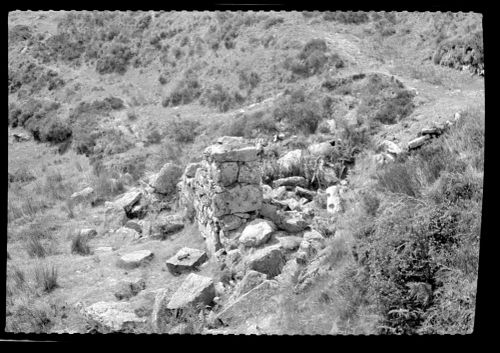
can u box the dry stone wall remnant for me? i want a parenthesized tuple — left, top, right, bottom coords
(180, 137, 264, 255)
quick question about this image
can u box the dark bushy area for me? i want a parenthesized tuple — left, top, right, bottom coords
(8, 61, 65, 95)
(356, 74, 415, 126)
(95, 43, 135, 75)
(222, 110, 277, 138)
(200, 84, 245, 113)
(272, 87, 330, 135)
(284, 39, 344, 78)
(433, 31, 484, 74)
(162, 76, 202, 107)
(350, 109, 483, 334)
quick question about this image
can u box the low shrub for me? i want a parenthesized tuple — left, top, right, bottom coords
(162, 77, 202, 107)
(96, 43, 135, 75)
(168, 119, 201, 143)
(201, 84, 245, 112)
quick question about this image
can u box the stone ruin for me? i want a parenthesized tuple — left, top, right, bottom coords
(180, 137, 265, 255)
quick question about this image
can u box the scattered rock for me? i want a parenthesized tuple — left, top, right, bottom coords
(246, 244, 286, 278)
(184, 163, 202, 178)
(83, 301, 147, 332)
(216, 280, 279, 327)
(325, 185, 344, 215)
(277, 235, 303, 251)
(278, 211, 308, 233)
(114, 278, 147, 300)
(70, 187, 94, 202)
(166, 247, 208, 275)
(110, 227, 141, 245)
(379, 140, 402, 156)
(277, 149, 303, 173)
(308, 141, 335, 157)
(12, 132, 31, 142)
(79, 228, 97, 239)
(167, 273, 215, 310)
(419, 126, 443, 137)
(151, 163, 183, 195)
(169, 323, 194, 334)
(220, 214, 244, 232)
(295, 186, 316, 200)
(407, 135, 430, 150)
(231, 270, 267, 299)
(272, 176, 308, 189)
(103, 202, 128, 231)
(151, 213, 184, 240)
(94, 246, 114, 254)
(117, 250, 154, 269)
(124, 220, 142, 234)
(113, 190, 142, 214)
(239, 218, 276, 247)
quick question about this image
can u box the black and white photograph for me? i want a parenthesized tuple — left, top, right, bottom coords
(6, 9, 485, 336)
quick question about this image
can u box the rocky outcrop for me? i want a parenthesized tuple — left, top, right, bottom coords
(179, 137, 264, 254)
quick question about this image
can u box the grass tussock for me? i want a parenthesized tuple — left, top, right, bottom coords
(70, 231, 91, 256)
(34, 263, 59, 293)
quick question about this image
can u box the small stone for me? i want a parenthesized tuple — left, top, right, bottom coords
(94, 246, 114, 254)
(124, 220, 142, 234)
(278, 211, 308, 233)
(277, 236, 303, 251)
(165, 247, 208, 276)
(79, 228, 97, 239)
(117, 250, 154, 269)
(70, 187, 94, 202)
(408, 135, 430, 150)
(295, 186, 316, 200)
(272, 176, 308, 189)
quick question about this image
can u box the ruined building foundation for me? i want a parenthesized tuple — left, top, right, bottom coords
(180, 137, 264, 254)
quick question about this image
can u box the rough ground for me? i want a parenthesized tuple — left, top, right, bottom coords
(7, 11, 484, 334)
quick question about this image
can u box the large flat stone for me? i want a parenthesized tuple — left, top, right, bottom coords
(113, 190, 142, 213)
(272, 176, 308, 189)
(167, 273, 215, 310)
(117, 250, 154, 269)
(205, 144, 261, 163)
(83, 301, 147, 332)
(166, 247, 208, 275)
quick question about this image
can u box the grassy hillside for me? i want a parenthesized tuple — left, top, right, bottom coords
(7, 10, 484, 334)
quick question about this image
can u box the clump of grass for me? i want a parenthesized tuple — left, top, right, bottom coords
(34, 264, 58, 293)
(70, 232, 91, 256)
(25, 237, 47, 258)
